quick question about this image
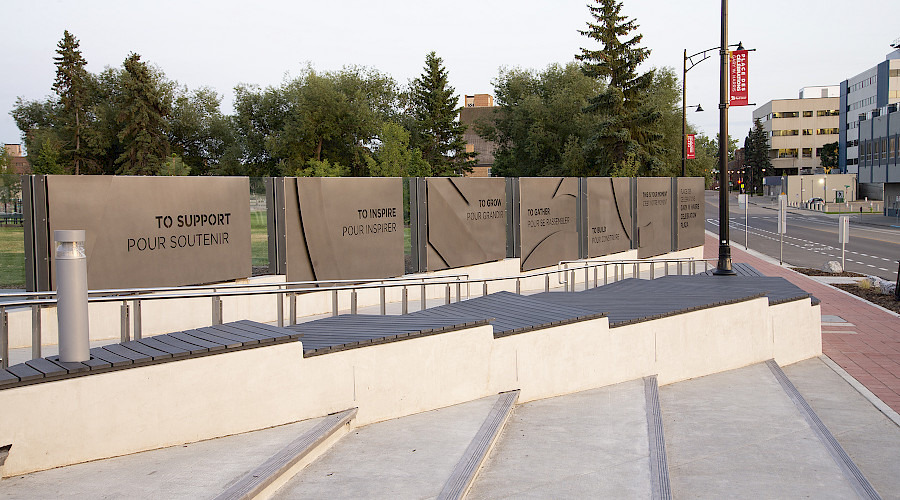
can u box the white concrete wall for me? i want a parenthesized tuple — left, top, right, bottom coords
(4, 247, 705, 351)
(0, 290, 820, 477)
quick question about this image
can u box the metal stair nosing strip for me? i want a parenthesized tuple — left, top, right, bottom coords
(765, 360, 882, 500)
(643, 376, 671, 500)
(213, 407, 358, 500)
(437, 390, 520, 500)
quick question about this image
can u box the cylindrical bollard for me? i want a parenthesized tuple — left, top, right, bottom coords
(55, 230, 89, 363)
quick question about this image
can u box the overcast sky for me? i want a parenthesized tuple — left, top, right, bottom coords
(2, 0, 898, 150)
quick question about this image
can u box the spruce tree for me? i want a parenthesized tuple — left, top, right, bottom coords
(410, 52, 473, 176)
(52, 30, 90, 174)
(744, 119, 772, 188)
(577, 0, 663, 176)
(116, 53, 170, 175)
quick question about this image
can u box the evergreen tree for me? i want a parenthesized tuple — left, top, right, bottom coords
(410, 52, 473, 176)
(577, 0, 663, 176)
(820, 141, 838, 173)
(52, 30, 91, 175)
(744, 119, 772, 190)
(116, 53, 171, 175)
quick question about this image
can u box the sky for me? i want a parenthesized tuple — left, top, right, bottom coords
(2, 0, 898, 150)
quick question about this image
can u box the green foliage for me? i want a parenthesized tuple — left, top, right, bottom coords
(820, 141, 839, 172)
(577, 0, 664, 176)
(477, 62, 604, 177)
(158, 154, 191, 176)
(370, 121, 431, 177)
(410, 52, 473, 176)
(32, 136, 66, 174)
(52, 30, 91, 175)
(116, 53, 172, 175)
(293, 158, 349, 177)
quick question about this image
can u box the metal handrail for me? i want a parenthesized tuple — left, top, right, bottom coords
(0, 257, 712, 368)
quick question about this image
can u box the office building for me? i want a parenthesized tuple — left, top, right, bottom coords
(459, 94, 497, 177)
(857, 103, 900, 215)
(751, 87, 841, 176)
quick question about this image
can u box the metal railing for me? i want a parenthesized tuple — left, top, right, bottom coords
(0, 257, 712, 368)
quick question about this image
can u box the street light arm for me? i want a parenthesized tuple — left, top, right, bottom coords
(685, 43, 746, 73)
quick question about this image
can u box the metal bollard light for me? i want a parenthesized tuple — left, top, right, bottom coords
(55, 230, 90, 363)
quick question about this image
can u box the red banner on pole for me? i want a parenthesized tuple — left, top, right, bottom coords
(729, 50, 749, 106)
(686, 134, 696, 159)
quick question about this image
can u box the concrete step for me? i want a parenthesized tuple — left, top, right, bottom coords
(270, 393, 508, 499)
(659, 362, 879, 499)
(467, 379, 657, 499)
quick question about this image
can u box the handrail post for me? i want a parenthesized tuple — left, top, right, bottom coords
(633, 262, 638, 279)
(350, 289, 358, 314)
(444, 284, 451, 305)
(455, 282, 461, 303)
(563, 270, 569, 292)
(402, 286, 408, 314)
(276, 291, 284, 327)
(32, 304, 42, 359)
(483, 281, 488, 296)
(570, 270, 576, 291)
(604, 263, 608, 285)
(1, 308, 8, 369)
(584, 266, 589, 290)
(593, 267, 598, 288)
(516, 278, 521, 295)
(420, 284, 427, 311)
(614, 263, 619, 282)
(212, 296, 222, 325)
(289, 293, 297, 325)
(380, 286, 386, 315)
(332, 289, 338, 317)
(650, 262, 655, 279)
(133, 299, 142, 340)
(120, 301, 130, 343)
(544, 274, 550, 292)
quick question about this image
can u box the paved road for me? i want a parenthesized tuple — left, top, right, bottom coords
(704, 191, 900, 280)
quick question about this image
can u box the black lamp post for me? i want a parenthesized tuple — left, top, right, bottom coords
(713, 0, 736, 275)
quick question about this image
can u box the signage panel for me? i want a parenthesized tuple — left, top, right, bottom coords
(686, 134, 696, 159)
(729, 50, 749, 107)
(45, 175, 250, 290)
(425, 177, 506, 271)
(518, 177, 579, 271)
(285, 177, 404, 282)
(636, 177, 672, 258)
(676, 178, 705, 250)
(586, 177, 632, 258)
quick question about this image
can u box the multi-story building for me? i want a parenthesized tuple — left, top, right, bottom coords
(751, 86, 841, 176)
(857, 103, 900, 215)
(459, 94, 497, 177)
(839, 45, 900, 182)
(3, 144, 30, 174)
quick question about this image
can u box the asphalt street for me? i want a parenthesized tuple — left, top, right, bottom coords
(704, 190, 900, 281)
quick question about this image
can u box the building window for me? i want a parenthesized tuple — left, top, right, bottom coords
(817, 128, 839, 135)
(777, 149, 798, 158)
(817, 110, 839, 116)
(772, 111, 800, 118)
(802, 148, 813, 158)
(803, 110, 813, 117)
(802, 129, 813, 136)
(889, 137, 896, 160)
(772, 130, 799, 136)
(816, 147, 823, 157)
(890, 69, 900, 77)
(882, 139, 888, 160)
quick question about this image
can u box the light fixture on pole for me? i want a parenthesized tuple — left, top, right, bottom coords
(682, 42, 742, 177)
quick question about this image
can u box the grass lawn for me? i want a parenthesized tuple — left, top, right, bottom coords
(251, 211, 269, 268)
(0, 226, 25, 288)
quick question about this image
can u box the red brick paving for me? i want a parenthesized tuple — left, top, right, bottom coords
(704, 233, 900, 413)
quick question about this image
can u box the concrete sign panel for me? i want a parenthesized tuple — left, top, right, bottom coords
(586, 177, 632, 258)
(284, 177, 404, 282)
(425, 177, 506, 271)
(676, 177, 705, 250)
(636, 178, 672, 258)
(519, 177, 578, 271)
(45, 175, 250, 290)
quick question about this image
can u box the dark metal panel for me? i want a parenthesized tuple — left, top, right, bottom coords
(577, 177, 587, 259)
(425, 177, 507, 271)
(23, 175, 51, 291)
(45, 175, 251, 290)
(586, 177, 633, 258)
(636, 178, 673, 258)
(505, 178, 520, 258)
(265, 177, 286, 275)
(408, 177, 427, 274)
(518, 177, 579, 271)
(286, 177, 404, 282)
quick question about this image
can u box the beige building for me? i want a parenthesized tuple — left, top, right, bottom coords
(459, 94, 497, 177)
(752, 87, 841, 175)
(3, 144, 30, 174)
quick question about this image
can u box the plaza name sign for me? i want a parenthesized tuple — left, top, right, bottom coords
(282, 177, 403, 282)
(519, 177, 578, 271)
(676, 178, 705, 250)
(44, 175, 250, 290)
(425, 177, 506, 271)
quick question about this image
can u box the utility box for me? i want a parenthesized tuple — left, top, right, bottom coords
(838, 216, 850, 244)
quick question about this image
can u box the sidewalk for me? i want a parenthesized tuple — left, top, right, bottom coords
(704, 232, 900, 413)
